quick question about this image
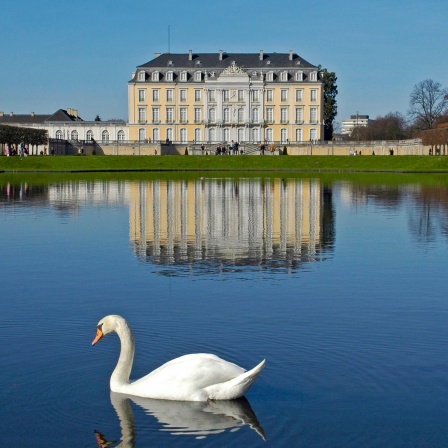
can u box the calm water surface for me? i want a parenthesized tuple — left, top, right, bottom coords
(1, 174, 447, 447)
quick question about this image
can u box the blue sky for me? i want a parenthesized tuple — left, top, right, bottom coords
(1, 0, 447, 126)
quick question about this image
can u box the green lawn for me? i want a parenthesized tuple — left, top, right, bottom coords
(1, 154, 448, 173)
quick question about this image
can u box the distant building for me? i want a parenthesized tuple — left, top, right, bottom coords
(128, 50, 324, 144)
(0, 108, 128, 144)
(341, 114, 370, 135)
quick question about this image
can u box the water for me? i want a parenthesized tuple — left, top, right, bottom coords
(1, 174, 447, 447)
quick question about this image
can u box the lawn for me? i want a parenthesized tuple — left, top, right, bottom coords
(1, 154, 448, 173)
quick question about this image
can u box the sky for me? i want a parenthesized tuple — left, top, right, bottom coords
(1, 0, 447, 126)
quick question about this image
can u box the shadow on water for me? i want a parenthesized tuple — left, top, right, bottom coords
(94, 392, 265, 447)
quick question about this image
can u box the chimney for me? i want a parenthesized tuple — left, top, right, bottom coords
(154, 52, 161, 58)
(259, 50, 264, 61)
(31, 112, 35, 117)
(189, 50, 193, 61)
(289, 50, 293, 61)
(10, 112, 13, 116)
(219, 50, 223, 61)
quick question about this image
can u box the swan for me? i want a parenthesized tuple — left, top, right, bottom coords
(92, 315, 265, 402)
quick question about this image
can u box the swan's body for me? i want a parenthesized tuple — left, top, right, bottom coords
(92, 315, 265, 402)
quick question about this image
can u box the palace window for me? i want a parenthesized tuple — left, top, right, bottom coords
(252, 108, 259, 123)
(223, 90, 230, 101)
(310, 107, 318, 124)
(166, 71, 173, 81)
(180, 107, 187, 123)
(166, 128, 173, 142)
(71, 130, 78, 141)
(209, 90, 216, 102)
(102, 130, 109, 143)
(152, 89, 160, 102)
(180, 71, 187, 82)
(152, 71, 159, 81)
(180, 89, 187, 102)
(281, 89, 288, 102)
(138, 128, 145, 141)
(310, 128, 317, 141)
(280, 107, 288, 124)
(266, 71, 274, 82)
(138, 71, 145, 82)
(266, 107, 274, 123)
(152, 128, 160, 142)
(209, 108, 216, 122)
(86, 130, 93, 141)
(296, 128, 303, 142)
(152, 107, 160, 123)
(195, 71, 202, 82)
(238, 108, 244, 123)
(194, 89, 202, 102)
(310, 89, 318, 102)
(166, 107, 173, 123)
(295, 89, 303, 102)
(194, 128, 201, 142)
(166, 89, 173, 102)
(280, 71, 288, 82)
(117, 130, 125, 142)
(266, 128, 273, 142)
(194, 107, 202, 123)
(180, 128, 187, 143)
(238, 90, 244, 101)
(295, 107, 303, 123)
(223, 108, 230, 123)
(266, 89, 274, 102)
(252, 90, 260, 102)
(138, 89, 146, 102)
(138, 107, 146, 123)
(295, 71, 303, 81)
(310, 71, 317, 81)
(280, 128, 287, 143)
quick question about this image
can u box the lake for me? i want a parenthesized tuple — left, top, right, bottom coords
(1, 173, 447, 447)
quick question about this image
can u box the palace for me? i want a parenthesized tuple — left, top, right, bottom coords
(128, 50, 324, 144)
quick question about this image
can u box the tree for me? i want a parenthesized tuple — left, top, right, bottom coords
(94, 114, 102, 122)
(351, 112, 409, 141)
(408, 79, 448, 130)
(320, 68, 338, 141)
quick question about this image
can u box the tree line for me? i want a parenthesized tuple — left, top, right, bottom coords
(349, 79, 448, 144)
(0, 124, 48, 147)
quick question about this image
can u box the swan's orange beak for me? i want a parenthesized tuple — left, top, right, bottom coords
(92, 328, 104, 346)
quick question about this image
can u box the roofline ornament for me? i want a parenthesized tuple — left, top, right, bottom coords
(221, 61, 246, 76)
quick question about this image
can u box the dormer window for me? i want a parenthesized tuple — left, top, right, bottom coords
(266, 71, 274, 82)
(168, 60, 173, 66)
(281, 71, 288, 82)
(195, 71, 202, 82)
(310, 71, 317, 81)
(295, 71, 303, 81)
(152, 71, 159, 82)
(180, 71, 187, 82)
(137, 71, 145, 82)
(166, 71, 174, 82)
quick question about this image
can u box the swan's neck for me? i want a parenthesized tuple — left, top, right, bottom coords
(111, 320, 135, 390)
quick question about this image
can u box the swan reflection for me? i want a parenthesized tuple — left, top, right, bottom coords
(95, 391, 265, 447)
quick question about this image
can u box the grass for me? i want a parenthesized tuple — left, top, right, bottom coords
(1, 154, 448, 173)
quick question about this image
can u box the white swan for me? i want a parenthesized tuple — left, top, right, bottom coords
(92, 315, 265, 402)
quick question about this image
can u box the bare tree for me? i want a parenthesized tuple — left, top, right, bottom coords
(408, 79, 448, 130)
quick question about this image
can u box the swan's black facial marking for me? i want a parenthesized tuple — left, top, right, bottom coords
(97, 323, 103, 331)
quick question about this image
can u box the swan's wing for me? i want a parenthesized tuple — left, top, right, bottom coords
(127, 354, 247, 401)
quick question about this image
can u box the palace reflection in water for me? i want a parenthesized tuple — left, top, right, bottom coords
(129, 178, 335, 271)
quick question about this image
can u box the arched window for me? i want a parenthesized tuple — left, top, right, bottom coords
(209, 128, 216, 142)
(223, 108, 230, 123)
(166, 128, 173, 142)
(209, 108, 216, 122)
(102, 130, 109, 143)
(71, 130, 78, 141)
(55, 130, 63, 140)
(280, 128, 287, 143)
(194, 128, 201, 143)
(252, 108, 259, 123)
(180, 128, 187, 143)
(296, 128, 303, 142)
(86, 130, 93, 141)
(310, 128, 317, 142)
(138, 128, 146, 141)
(266, 128, 273, 142)
(251, 128, 259, 143)
(152, 128, 160, 142)
(117, 130, 125, 142)
(238, 108, 244, 123)
(223, 128, 230, 142)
